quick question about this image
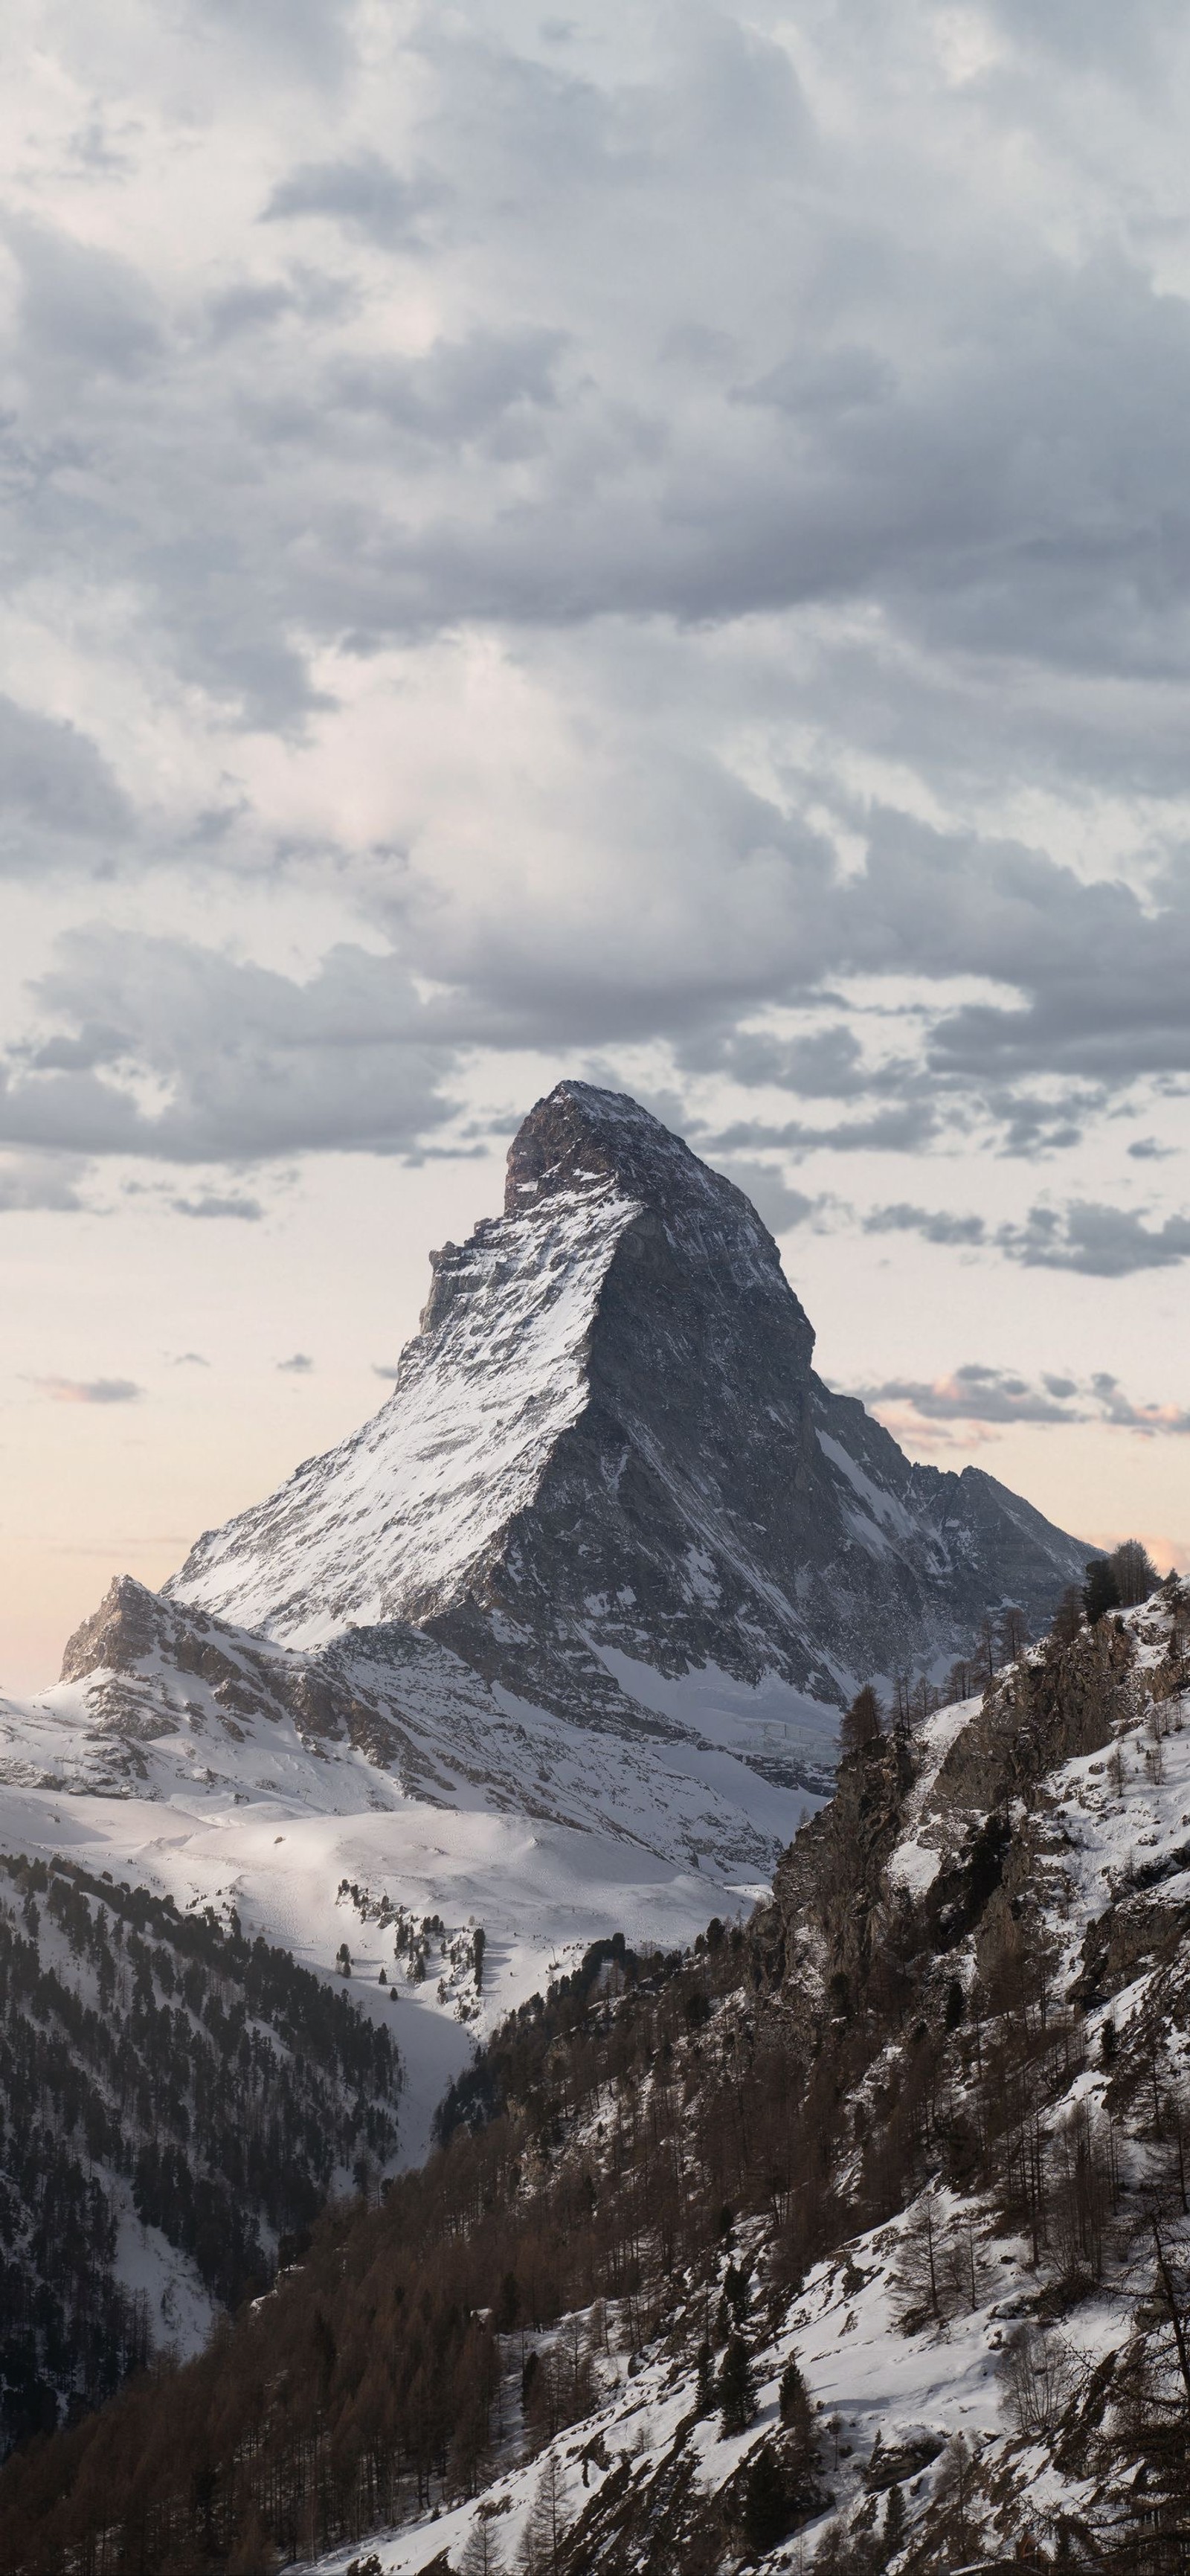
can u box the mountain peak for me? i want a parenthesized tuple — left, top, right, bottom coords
(504, 1081, 742, 1221)
(167, 1084, 1087, 1752)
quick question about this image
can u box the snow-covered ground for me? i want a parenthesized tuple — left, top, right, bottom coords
(0, 1770, 777, 2165)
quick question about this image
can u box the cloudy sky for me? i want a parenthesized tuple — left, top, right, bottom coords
(3, 0, 1190, 1689)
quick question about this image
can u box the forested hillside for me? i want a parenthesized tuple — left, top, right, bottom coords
(4, 1567, 1190, 2576)
(0, 1856, 402, 2455)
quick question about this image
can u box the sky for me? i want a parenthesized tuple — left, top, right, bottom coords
(3, 0, 1190, 1692)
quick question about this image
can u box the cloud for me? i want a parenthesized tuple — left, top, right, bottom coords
(33, 1377, 142, 1404)
(3, 1, 1190, 1204)
(864, 1203, 987, 1247)
(858, 1364, 1190, 1437)
(1088, 1372, 1190, 1434)
(171, 1192, 263, 1220)
(860, 1366, 1079, 1427)
(371, 1363, 401, 1381)
(0, 1154, 89, 1212)
(861, 1194, 1190, 1273)
(1, 932, 458, 1164)
(170, 1352, 210, 1366)
(4, 217, 161, 384)
(0, 697, 132, 874)
(710, 1103, 942, 1157)
(998, 1201, 1190, 1276)
(262, 151, 448, 248)
(277, 1352, 314, 1372)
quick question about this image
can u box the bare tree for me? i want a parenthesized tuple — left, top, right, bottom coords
(460, 2517, 504, 2576)
(999, 2325, 1077, 2436)
(521, 2456, 567, 2576)
(840, 1686, 884, 1758)
(997, 1606, 1029, 1663)
(1111, 1541, 1160, 1607)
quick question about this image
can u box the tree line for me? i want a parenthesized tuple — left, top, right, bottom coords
(0, 1855, 402, 2457)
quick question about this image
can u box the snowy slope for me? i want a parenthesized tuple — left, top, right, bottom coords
(0, 1578, 805, 2159)
(168, 1174, 641, 1644)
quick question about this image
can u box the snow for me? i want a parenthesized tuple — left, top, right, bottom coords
(816, 1432, 918, 1552)
(0, 1769, 755, 2166)
(113, 2203, 215, 2363)
(168, 1178, 641, 1642)
(594, 1646, 842, 1786)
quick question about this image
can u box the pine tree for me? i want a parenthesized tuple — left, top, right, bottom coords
(741, 2444, 788, 2556)
(1084, 1557, 1120, 1624)
(884, 2483, 906, 2559)
(718, 2334, 756, 2436)
(779, 2354, 810, 2435)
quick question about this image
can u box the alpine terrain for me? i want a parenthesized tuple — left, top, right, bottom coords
(0, 1085, 1087, 2147)
(6, 1571, 1190, 2576)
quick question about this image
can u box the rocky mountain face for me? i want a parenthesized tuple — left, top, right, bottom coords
(170, 1081, 1087, 1753)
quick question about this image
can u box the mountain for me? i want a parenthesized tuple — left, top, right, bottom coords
(0, 1082, 1087, 2164)
(6, 1576, 1189, 2576)
(170, 1080, 1087, 1740)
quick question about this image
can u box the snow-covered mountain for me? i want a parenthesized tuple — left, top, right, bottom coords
(0, 1082, 1088, 2151)
(171, 1079, 1086, 1724)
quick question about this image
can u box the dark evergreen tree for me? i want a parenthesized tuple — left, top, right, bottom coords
(741, 2444, 788, 2556)
(1084, 1556, 1120, 1623)
(718, 2335, 756, 2437)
